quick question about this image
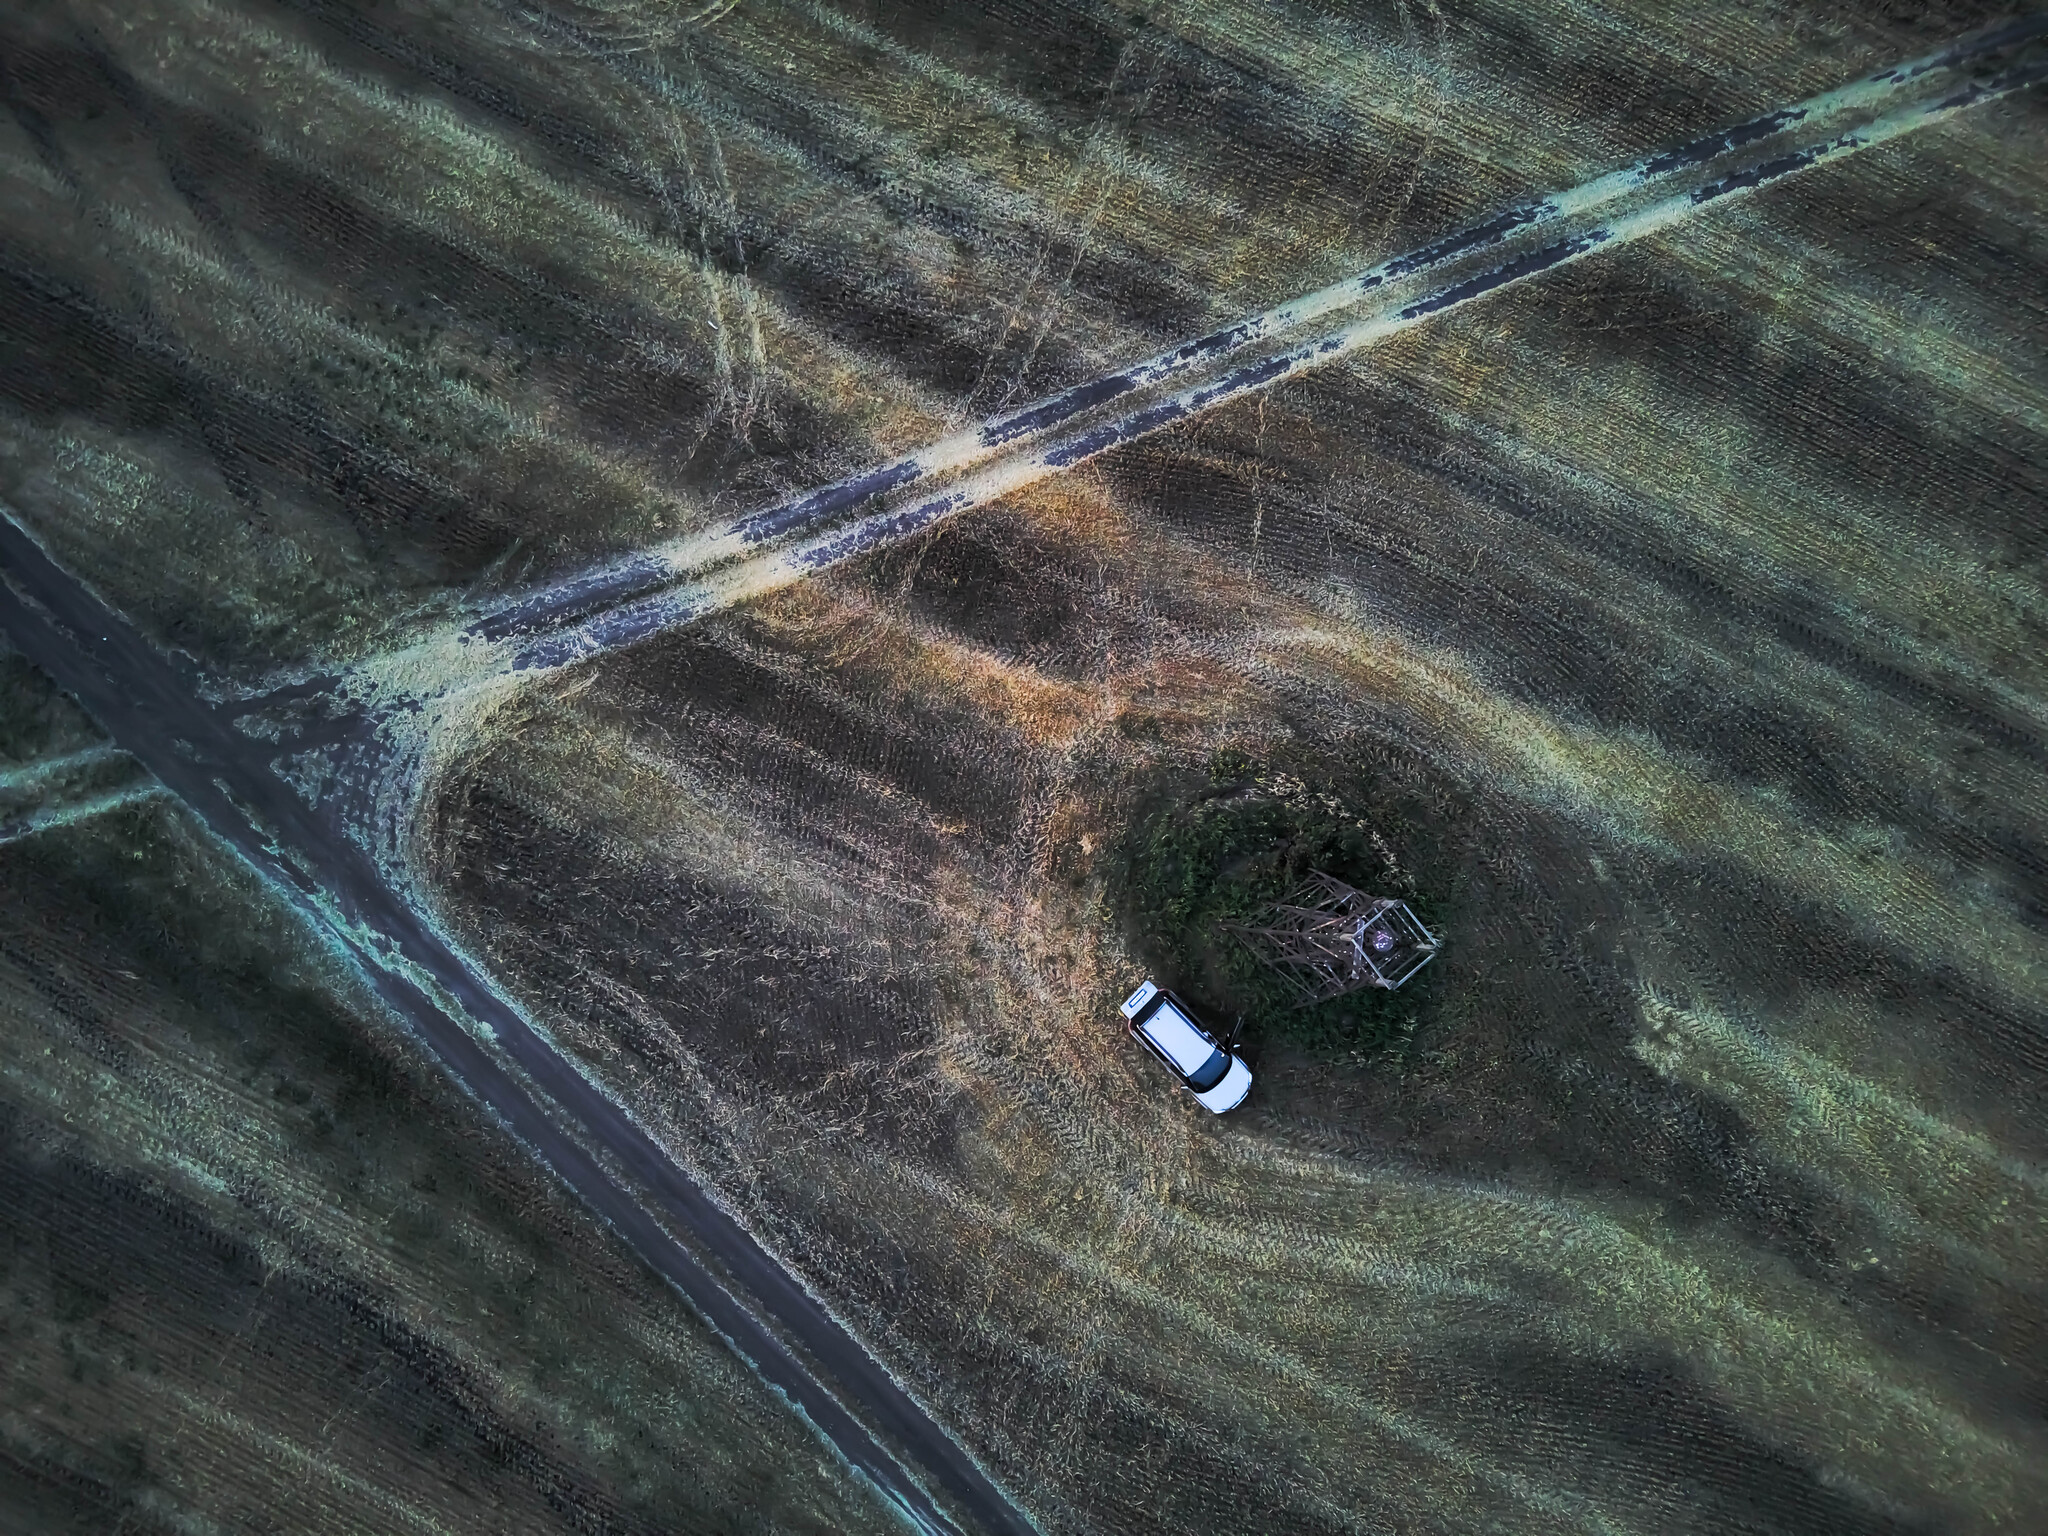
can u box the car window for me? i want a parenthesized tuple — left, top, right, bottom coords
(1186, 1051, 1231, 1093)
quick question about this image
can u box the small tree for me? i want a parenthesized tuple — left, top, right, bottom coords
(1226, 871, 1441, 1005)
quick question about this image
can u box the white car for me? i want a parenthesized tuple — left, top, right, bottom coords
(1119, 980, 1252, 1114)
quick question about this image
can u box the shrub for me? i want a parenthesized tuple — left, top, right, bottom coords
(1109, 750, 1430, 1053)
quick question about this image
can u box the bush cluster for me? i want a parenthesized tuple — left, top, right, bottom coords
(1109, 750, 1427, 1053)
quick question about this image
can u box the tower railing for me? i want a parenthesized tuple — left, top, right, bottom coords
(1225, 872, 1441, 1005)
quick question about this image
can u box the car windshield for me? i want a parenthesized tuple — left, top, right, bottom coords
(1186, 1050, 1231, 1093)
(1140, 1003, 1230, 1092)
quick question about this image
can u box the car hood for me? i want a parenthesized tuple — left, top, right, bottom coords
(1193, 1055, 1252, 1114)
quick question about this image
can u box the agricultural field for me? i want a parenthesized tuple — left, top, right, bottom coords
(3, 1, 2045, 1534)
(0, 645, 901, 1533)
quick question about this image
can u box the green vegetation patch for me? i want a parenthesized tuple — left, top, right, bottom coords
(1110, 749, 1441, 1053)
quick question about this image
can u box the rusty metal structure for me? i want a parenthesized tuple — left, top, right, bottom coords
(1226, 872, 1442, 1004)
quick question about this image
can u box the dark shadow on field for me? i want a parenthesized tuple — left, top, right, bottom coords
(1199, 690, 2048, 1428)
(865, 504, 1110, 670)
(280, 0, 1196, 398)
(0, 13, 850, 607)
(1134, 364, 2045, 762)
(1437, 1340, 1943, 1535)
(0, 1102, 656, 1536)
(1090, 345, 2048, 930)
(428, 633, 982, 1157)
(614, 608, 1043, 853)
(1215, 750, 1841, 1244)
(0, 257, 484, 601)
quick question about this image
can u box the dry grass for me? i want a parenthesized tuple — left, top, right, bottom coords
(432, 425, 2047, 1529)
(4, 0, 2044, 1530)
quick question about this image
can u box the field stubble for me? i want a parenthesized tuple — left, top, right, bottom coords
(2, 0, 2044, 1531)
(0, 649, 900, 1534)
(423, 80, 2048, 1519)
(430, 418, 2047, 1532)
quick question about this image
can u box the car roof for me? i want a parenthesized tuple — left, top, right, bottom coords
(1137, 1000, 1220, 1077)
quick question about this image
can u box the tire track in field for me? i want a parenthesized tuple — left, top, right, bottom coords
(459, 20, 2046, 674)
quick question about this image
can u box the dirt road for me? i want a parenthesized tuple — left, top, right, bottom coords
(459, 20, 2045, 680)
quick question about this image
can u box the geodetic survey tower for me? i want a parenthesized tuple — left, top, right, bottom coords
(1228, 873, 1442, 1004)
